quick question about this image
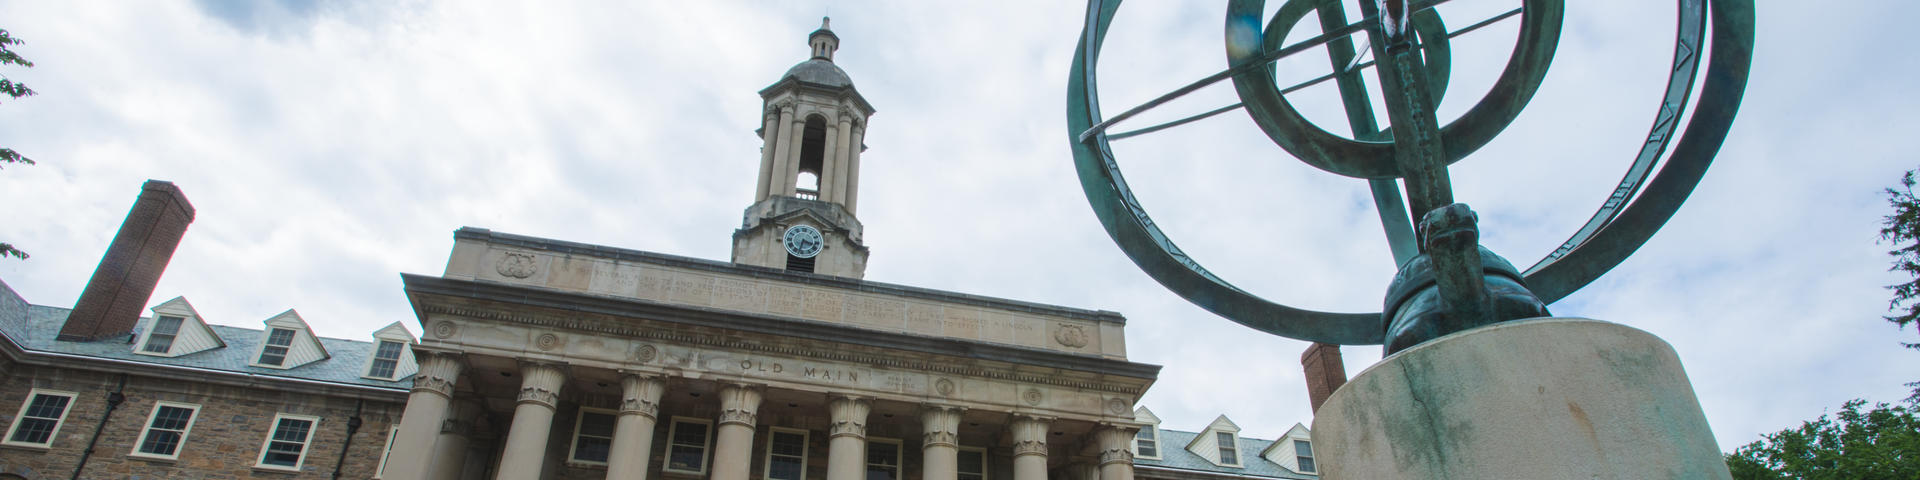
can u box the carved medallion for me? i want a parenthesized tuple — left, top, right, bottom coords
(1054, 324, 1090, 348)
(935, 378, 956, 397)
(1106, 398, 1130, 415)
(432, 321, 457, 339)
(1023, 388, 1044, 406)
(535, 333, 561, 351)
(495, 252, 538, 279)
(634, 344, 658, 363)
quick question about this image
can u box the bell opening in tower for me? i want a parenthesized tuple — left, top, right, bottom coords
(797, 115, 828, 200)
(785, 253, 815, 273)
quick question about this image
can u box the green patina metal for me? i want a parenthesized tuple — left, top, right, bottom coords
(1065, 0, 1754, 347)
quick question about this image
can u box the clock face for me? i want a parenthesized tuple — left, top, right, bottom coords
(783, 225, 824, 259)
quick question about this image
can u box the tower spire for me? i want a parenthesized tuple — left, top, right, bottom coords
(809, 16, 839, 62)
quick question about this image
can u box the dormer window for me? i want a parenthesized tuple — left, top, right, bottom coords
(1134, 427, 1159, 458)
(1216, 432, 1239, 465)
(1294, 440, 1315, 473)
(142, 316, 183, 354)
(257, 328, 296, 366)
(367, 341, 405, 379)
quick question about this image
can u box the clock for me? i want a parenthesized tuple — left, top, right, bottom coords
(782, 225, 824, 259)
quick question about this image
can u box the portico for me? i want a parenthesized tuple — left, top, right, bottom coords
(382, 229, 1157, 480)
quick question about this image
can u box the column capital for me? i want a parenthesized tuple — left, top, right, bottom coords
(1094, 424, 1139, 465)
(828, 395, 871, 439)
(920, 404, 964, 449)
(717, 384, 764, 427)
(1009, 415, 1051, 458)
(515, 361, 568, 409)
(411, 351, 465, 398)
(619, 374, 667, 419)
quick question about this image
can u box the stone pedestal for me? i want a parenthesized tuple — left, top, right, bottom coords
(1313, 318, 1729, 480)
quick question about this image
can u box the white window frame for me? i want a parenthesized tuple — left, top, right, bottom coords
(1293, 439, 1315, 473)
(865, 437, 904, 480)
(254, 413, 321, 471)
(2, 389, 78, 449)
(957, 446, 989, 480)
(1215, 431, 1241, 467)
(762, 427, 810, 480)
(128, 401, 201, 460)
(374, 426, 400, 478)
(363, 340, 407, 380)
(662, 416, 714, 475)
(139, 315, 186, 355)
(252, 327, 298, 368)
(1132, 426, 1160, 459)
(568, 407, 619, 466)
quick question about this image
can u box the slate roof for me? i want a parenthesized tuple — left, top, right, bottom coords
(1136, 429, 1317, 480)
(0, 279, 411, 390)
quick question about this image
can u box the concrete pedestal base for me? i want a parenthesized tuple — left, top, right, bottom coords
(1313, 318, 1729, 480)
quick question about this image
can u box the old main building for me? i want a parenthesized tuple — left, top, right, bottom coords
(0, 19, 1321, 480)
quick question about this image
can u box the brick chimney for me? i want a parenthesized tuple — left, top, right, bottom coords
(59, 180, 195, 342)
(1301, 342, 1348, 413)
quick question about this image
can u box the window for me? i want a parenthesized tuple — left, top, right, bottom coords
(142, 316, 184, 353)
(1216, 432, 1239, 465)
(131, 402, 200, 459)
(1133, 427, 1158, 458)
(366, 341, 405, 379)
(3, 389, 76, 447)
(663, 417, 713, 475)
(257, 328, 296, 366)
(570, 409, 617, 464)
(256, 414, 319, 470)
(764, 428, 808, 480)
(375, 427, 400, 478)
(957, 447, 987, 480)
(1294, 440, 1315, 473)
(866, 439, 902, 480)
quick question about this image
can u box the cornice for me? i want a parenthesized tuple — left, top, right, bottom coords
(405, 276, 1156, 394)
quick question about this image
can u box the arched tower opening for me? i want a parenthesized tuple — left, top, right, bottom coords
(797, 115, 828, 199)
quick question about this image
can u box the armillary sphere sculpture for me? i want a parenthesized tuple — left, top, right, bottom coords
(1067, 0, 1753, 354)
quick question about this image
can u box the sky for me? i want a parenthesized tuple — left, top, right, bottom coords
(1, 0, 1916, 452)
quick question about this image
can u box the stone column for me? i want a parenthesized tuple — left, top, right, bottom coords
(825, 395, 871, 480)
(1011, 416, 1051, 480)
(384, 352, 463, 480)
(756, 106, 782, 202)
(846, 123, 866, 214)
(768, 104, 798, 199)
(820, 121, 841, 201)
(606, 374, 667, 480)
(781, 117, 807, 197)
(1095, 426, 1137, 480)
(831, 114, 854, 205)
(494, 361, 567, 480)
(920, 405, 964, 480)
(427, 399, 479, 480)
(711, 384, 764, 480)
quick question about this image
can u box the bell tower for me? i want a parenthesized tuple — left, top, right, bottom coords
(733, 17, 875, 278)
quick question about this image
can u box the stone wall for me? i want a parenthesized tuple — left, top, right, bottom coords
(0, 363, 405, 479)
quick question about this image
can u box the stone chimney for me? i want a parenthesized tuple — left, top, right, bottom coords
(1301, 342, 1348, 413)
(59, 180, 195, 341)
